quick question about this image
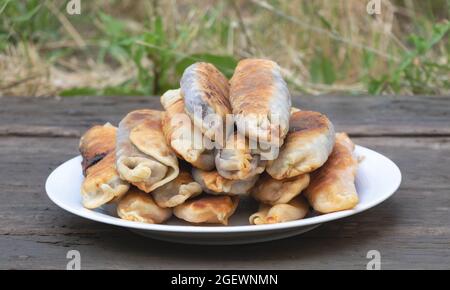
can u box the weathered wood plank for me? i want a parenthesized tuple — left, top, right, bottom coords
(1, 95, 449, 137)
(0, 136, 448, 269)
(1, 211, 448, 270)
(0, 125, 80, 137)
(1, 185, 448, 269)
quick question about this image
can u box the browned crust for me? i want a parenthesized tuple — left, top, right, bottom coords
(185, 62, 231, 117)
(117, 187, 172, 224)
(121, 109, 162, 132)
(265, 110, 335, 179)
(174, 195, 239, 225)
(199, 170, 230, 193)
(307, 133, 355, 187)
(174, 170, 196, 184)
(129, 114, 173, 159)
(79, 125, 117, 175)
(161, 96, 186, 147)
(188, 195, 238, 211)
(83, 153, 119, 187)
(229, 59, 277, 115)
(122, 109, 177, 163)
(251, 172, 310, 205)
(304, 133, 358, 213)
(289, 111, 331, 134)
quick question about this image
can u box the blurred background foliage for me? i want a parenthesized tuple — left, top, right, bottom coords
(0, 0, 448, 97)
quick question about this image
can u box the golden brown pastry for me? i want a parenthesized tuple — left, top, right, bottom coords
(160, 88, 215, 170)
(251, 173, 310, 205)
(116, 109, 179, 193)
(174, 195, 239, 225)
(152, 170, 202, 208)
(215, 132, 266, 180)
(180, 62, 232, 141)
(117, 187, 172, 224)
(266, 111, 335, 179)
(79, 124, 130, 209)
(82, 154, 130, 209)
(249, 196, 309, 225)
(79, 123, 117, 175)
(304, 133, 359, 213)
(192, 168, 259, 196)
(230, 59, 291, 146)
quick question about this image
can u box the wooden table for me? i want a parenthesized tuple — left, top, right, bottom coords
(1, 95, 449, 270)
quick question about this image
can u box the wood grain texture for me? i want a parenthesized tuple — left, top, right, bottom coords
(0, 95, 449, 269)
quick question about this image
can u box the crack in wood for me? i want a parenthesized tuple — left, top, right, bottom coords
(0, 125, 81, 138)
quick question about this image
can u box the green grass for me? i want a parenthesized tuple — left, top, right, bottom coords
(0, 0, 448, 96)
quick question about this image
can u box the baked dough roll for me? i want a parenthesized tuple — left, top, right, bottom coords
(79, 124, 129, 209)
(215, 132, 266, 180)
(81, 154, 130, 209)
(160, 88, 215, 170)
(152, 170, 202, 208)
(230, 59, 291, 146)
(180, 62, 232, 141)
(192, 168, 259, 196)
(174, 195, 239, 225)
(251, 173, 310, 205)
(117, 188, 172, 224)
(266, 111, 335, 179)
(79, 123, 117, 174)
(249, 196, 309, 225)
(304, 133, 359, 213)
(116, 109, 179, 193)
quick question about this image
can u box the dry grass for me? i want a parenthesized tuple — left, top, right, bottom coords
(0, 0, 448, 97)
(0, 43, 54, 97)
(0, 43, 135, 97)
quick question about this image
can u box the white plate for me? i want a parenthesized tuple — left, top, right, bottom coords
(46, 145, 401, 245)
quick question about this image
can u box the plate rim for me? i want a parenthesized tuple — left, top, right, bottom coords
(45, 145, 402, 234)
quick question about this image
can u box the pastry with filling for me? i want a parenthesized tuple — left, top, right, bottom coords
(116, 109, 179, 193)
(249, 196, 309, 225)
(266, 111, 335, 179)
(304, 133, 359, 213)
(230, 59, 291, 147)
(117, 188, 172, 224)
(174, 195, 239, 225)
(80, 124, 129, 209)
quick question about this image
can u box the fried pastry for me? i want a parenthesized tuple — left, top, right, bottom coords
(116, 109, 179, 193)
(79, 123, 117, 175)
(79, 124, 129, 209)
(304, 133, 359, 213)
(192, 168, 259, 195)
(266, 111, 335, 179)
(174, 195, 239, 225)
(215, 132, 266, 180)
(230, 59, 291, 146)
(117, 188, 172, 224)
(249, 196, 309, 225)
(251, 172, 310, 205)
(180, 62, 231, 141)
(160, 88, 215, 170)
(152, 170, 202, 208)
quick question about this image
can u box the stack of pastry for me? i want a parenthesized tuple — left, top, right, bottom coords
(79, 59, 359, 226)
